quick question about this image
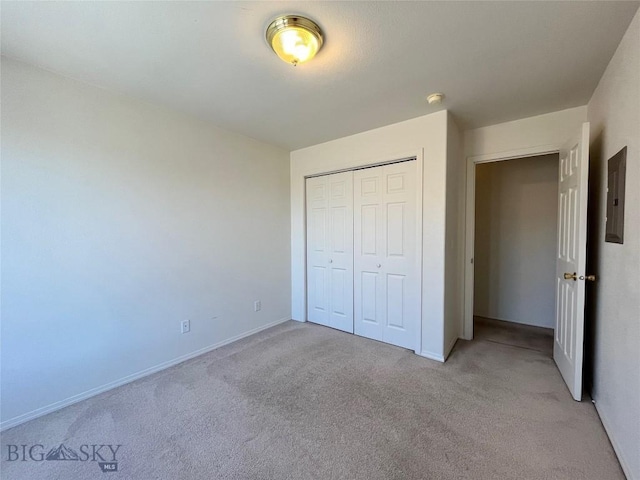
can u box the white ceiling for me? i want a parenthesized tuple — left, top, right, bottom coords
(2, 1, 638, 150)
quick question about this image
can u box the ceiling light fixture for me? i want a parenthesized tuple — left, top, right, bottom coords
(266, 15, 324, 66)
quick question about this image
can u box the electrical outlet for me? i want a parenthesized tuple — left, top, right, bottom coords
(254, 300, 261, 312)
(181, 320, 190, 334)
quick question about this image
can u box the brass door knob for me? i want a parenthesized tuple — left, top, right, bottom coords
(579, 274, 597, 282)
(564, 272, 577, 281)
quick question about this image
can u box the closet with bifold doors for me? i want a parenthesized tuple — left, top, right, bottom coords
(305, 159, 420, 350)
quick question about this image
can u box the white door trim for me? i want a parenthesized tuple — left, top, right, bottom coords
(303, 150, 424, 353)
(462, 144, 561, 340)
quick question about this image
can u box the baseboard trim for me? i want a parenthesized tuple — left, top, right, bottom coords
(475, 314, 554, 330)
(1, 317, 291, 432)
(418, 350, 445, 362)
(593, 400, 636, 480)
(444, 337, 458, 361)
(418, 336, 459, 363)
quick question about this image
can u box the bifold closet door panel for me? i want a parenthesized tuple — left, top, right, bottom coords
(306, 175, 330, 328)
(327, 172, 354, 333)
(354, 161, 419, 350)
(306, 172, 354, 333)
(353, 168, 385, 342)
(381, 161, 419, 350)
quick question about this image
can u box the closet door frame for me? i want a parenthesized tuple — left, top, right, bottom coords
(303, 150, 424, 354)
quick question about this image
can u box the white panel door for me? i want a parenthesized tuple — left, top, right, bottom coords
(306, 175, 330, 328)
(554, 122, 590, 401)
(354, 161, 419, 350)
(306, 172, 354, 333)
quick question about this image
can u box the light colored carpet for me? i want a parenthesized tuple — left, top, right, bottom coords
(1, 320, 623, 479)
(474, 316, 554, 356)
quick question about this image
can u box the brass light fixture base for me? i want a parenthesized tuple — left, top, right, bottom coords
(266, 15, 324, 66)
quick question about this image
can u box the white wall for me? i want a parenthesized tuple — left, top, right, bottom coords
(464, 106, 588, 159)
(586, 10, 640, 480)
(444, 114, 464, 355)
(290, 111, 450, 360)
(0, 57, 291, 429)
(474, 155, 559, 328)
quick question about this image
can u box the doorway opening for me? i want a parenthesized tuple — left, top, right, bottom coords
(463, 122, 590, 400)
(472, 153, 559, 356)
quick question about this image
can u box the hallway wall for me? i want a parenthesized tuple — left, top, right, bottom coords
(474, 154, 559, 328)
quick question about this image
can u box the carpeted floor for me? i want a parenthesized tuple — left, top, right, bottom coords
(1, 320, 624, 479)
(473, 316, 554, 356)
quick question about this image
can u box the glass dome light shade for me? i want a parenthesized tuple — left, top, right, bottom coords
(266, 16, 324, 66)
